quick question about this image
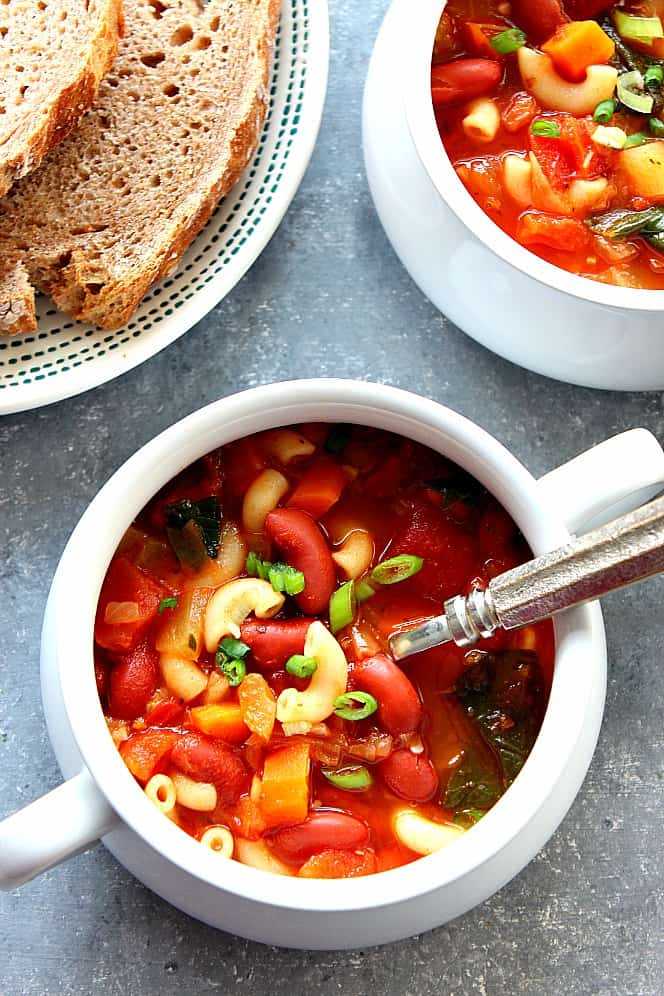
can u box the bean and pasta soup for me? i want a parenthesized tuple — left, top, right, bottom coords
(95, 425, 553, 878)
(433, 0, 664, 288)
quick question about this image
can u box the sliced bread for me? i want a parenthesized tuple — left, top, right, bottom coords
(0, 0, 124, 196)
(0, 0, 281, 334)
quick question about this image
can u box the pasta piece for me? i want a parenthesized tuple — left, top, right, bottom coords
(171, 771, 217, 812)
(502, 154, 533, 209)
(262, 429, 315, 464)
(392, 810, 464, 856)
(204, 578, 285, 651)
(518, 48, 617, 115)
(145, 774, 177, 815)
(332, 529, 374, 580)
(276, 621, 348, 725)
(242, 469, 290, 533)
(235, 838, 295, 875)
(200, 825, 234, 858)
(160, 653, 208, 702)
(462, 97, 501, 143)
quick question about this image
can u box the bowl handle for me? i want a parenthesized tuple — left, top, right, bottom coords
(537, 429, 664, 535)
(0, 767, 117, 890)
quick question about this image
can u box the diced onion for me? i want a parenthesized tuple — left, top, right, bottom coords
(592, 125, 627, 149)
(617, 70, 654, 114)
(104, 600, 141, 624)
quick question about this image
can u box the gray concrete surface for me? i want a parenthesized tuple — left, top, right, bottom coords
(2, 2, 664, 993)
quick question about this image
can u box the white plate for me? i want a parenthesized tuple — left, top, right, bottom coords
(0, 0, 329, 415)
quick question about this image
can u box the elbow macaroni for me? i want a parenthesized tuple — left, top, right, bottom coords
(242, 469, 289, 533)
(145, 774, 177, 816)
(276, 621, 348, 725)
(331, 529, 374, 580)
(171, 771, 217, 812)
(462, 97, 500, 143)
(235, 838, 295, 875)
(160, 653, 208, 701)
(392, 810, 465, 856)
(200, 825, 234, 858)
(261, 429, 315, 464)
(204, 577, 285, 651)
(517, 48, 617, 116)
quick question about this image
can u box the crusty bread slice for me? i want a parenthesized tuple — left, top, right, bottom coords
(0, 0, 124, 196)
(0, 0, 281, 335)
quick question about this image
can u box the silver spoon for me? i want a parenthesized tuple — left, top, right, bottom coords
(389, 492, 664, 660)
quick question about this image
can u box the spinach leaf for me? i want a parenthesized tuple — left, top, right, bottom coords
(444, 750, 504, 811)
(586, 206, 664, 241)
(165, 496, 221, 562)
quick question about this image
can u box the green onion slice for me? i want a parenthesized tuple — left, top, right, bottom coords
(217, 657, 246, 686)
(531, 119, 561, 138)
(322, 765, 374, 790)
(333, 691, 379, 721)
(489, 27, 526, 54)
(370, 554, 423, 585)
(325, 424, 352, 455)
(591, 125, 627, 149)
(624, 131, 652, 148)
(645, 64, 664, 90)
(285, 654, 318, 679)
(245, 552, 305, 595)
(215, 637, 250, 686)
(617, 70, 654, 114)
(158, 596, 178, 614)
(329, 580, 357, 633)
(613, 11, 664, 43)
(354, 578, 376, 602)
(593, 99, 617, 124)
(650, 116, 664, 136)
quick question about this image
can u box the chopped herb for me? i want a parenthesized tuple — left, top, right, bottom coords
(158, 596, 178, 614)
(285, 654, 318, 678)
(370, 554, 423, 585)
(531, 119, 561, 138)
(490, 27, 526, 54)
(333, 691, 378, 721)
(215, 636, 250, 687)
(354, 578, 376, 603)
(624, 131, 652, 147)
(325, 424, 353, 455)
(245, 551, 305, 596)
(165, 497, 221, 564)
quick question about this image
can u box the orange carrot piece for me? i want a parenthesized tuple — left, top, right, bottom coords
(542, 21, 614, 83)
(461, 22, 505, 58)
(259, 742, 311, 828)
(298, 848, 377, 879)
(238, 673, 277, 742)
(120, 728, 179, 784)
(190, 703, 249, 745)
(287, 459, 349, 519)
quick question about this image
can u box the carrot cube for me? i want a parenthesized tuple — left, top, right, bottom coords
(542, 21, 615, 83)
(190, 703, 249, 745)
(259, 742, 311, 828)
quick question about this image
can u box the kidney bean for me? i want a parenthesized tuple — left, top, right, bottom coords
(379, 750, 439, 804)
(264, 508, 336, 615)
(353, 653, 422, 736)
(240, 617, 313, 671)
(431, 59, 502, 109)
(171, 731, 249, 806)
(269, 811, 370, 863)
(510, 0, 567, 42)
(108, 639, 158, 720)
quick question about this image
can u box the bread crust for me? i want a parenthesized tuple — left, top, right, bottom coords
(0, 0, 281, 335)
(0, 0, 124, 197)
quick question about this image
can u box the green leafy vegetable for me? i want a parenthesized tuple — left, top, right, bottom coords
(165, 497, 221, 565)
(245, 551, 305, 596)
(158, 596, 178, 614)
(325, 424, 352, 455)
(586, 205, 664, 239)
(216, 636, 250, 686)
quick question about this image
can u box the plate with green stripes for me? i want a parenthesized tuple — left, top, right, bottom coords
(0, 0, 328, 414)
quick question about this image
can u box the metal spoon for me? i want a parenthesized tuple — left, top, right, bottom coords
(389, 492, 664, 660)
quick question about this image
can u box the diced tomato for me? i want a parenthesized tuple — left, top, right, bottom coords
(108, 639, 159, 720)
(502, 92, 538, 134)
(287, 459, 349, 519)
(298, 848, 377, 879)
(120, 727, 179, 784)
(237, 673, 277, 742)
(145, 697, 185, 728)
(95, 556, 167, 653)
(517, 212, 591, 252)
(530, 114, 596, 188)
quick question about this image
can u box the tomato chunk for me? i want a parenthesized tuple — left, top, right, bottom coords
(95, 555, 166, 653)
(298, 848, 377, 879)
(517, 212, 591, 252)
(120, 728, 179, 784)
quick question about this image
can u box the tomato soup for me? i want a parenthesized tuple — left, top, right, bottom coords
(434, 0, 664, 289)
(95, 424, 553, 878)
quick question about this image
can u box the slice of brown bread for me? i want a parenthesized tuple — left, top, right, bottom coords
(0, 0, 124, 196)
(0, 0, 281, 335)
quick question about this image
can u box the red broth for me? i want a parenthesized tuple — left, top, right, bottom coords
(434, 0, 664, 289)
(95, 425, 554, 878)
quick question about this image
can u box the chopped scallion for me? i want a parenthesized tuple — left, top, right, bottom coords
(370, 554, 423, 585)
(645, 64, 664, 90)
(158, 596, 178, 614)
(530, 119, 561, 138)
(329, 580, 357, 633)
(617, 70, 654, 115)
(215, 636, 250, 686)
(591, 125, 627, 150)
(245, 551, 305, 595)
(649, 116, 664, 136)
(489, 27, 526, 54)
(624, 131, 652, 148)
(285, 654, 318, 678)
(593, 99, 617, 124)
(333, 691, 378, 721)
(322, 765, 374, 790)
(354, 578, 376, 602)
(613, 11, 664, 43)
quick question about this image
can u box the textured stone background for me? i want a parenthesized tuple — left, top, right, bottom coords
(2, 1, 664, 993)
